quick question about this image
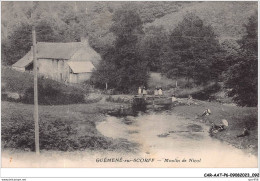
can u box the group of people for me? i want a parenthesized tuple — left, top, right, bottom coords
(138, 86, 147, 95)
(154, 87, 163, 96)
(138, 86, 163, 96)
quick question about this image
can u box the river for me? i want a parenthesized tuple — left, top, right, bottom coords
(2, 108, 257, 168)
(97, 110, 258, 167)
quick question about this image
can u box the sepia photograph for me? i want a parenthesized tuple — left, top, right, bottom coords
(1, 1, 258, 169)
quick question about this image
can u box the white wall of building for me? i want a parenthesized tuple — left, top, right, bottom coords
(38, 59, 71, 82)
(69, 72, 91, 83)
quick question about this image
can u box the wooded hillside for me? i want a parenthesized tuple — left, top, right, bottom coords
(1, 1, 258, 106)
(2, 2, 257, 47)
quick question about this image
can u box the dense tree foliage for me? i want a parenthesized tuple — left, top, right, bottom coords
(2, 21, 62, 65)
(1, 2, 258, 105)
(91, 8, 149, 93)
(161, 13, 222, 85)
(90, 52, 117, 89)
(2, 2, 256, 65)
(224, 12, 257, 107)
(139, 26, 168, 71)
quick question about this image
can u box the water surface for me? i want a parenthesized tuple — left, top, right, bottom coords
(97, 111, 257, 167)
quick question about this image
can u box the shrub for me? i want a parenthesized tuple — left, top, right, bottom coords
(2, 67, 87, 105)
(105, 95, 131, 103)
(191, 83, 221, 100)
(174, 83, 221, 101)
(1, 114, 113, 151)
(21, 83, 85, 105)
(1, 115, 35, 150)
(77, 135, 112, 150)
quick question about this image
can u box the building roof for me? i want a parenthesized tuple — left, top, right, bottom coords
(37, 42, 82, 59)
(12, 41, 101, 69)
(67, 61, 95, 73)
(12, 50, 33, 68)
(69, 46, 101, 67)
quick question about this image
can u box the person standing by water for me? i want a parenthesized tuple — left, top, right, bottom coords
(171, 94, 177, 102)
(158, 87, 163, 96)
(138, 87, 142, 95)
(143, 86, 147, 96)
(154, 87, 158, 96)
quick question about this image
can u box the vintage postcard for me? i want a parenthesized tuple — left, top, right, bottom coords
(1, 1, 258, 170)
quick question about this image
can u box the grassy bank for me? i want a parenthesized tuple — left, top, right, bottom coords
(2, 66, 87, 94)
(1, 101, 137, 152)
(148, 72, 232, 103)
(172, 100, 258, 155)
(1, 67, 90, 105)
(1, 85, 257, 156)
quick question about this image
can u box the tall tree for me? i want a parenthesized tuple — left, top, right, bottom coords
(224, 11, 257, 107)
(92, 8, 149, 93)
(162, 13, 221, 85)
(139, 26, 168, 72)
(90, 48, 117, 89)
(239, 11, 258, 55)
(160, 43, 183, 83)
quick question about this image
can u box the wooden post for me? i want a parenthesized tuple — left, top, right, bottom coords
(105, 82, 108, 90)
(32, 26, 40, 154)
